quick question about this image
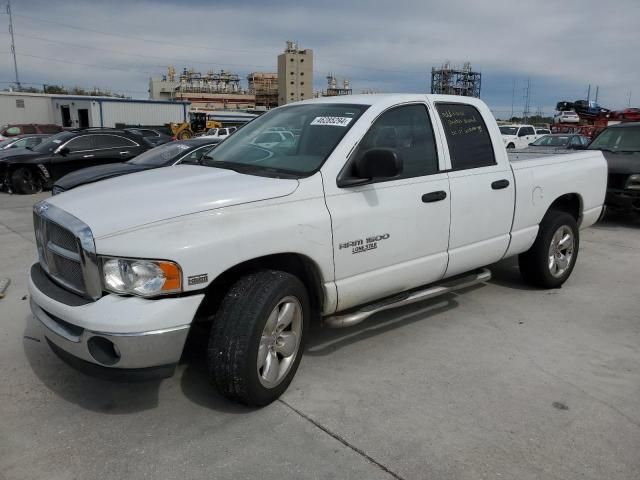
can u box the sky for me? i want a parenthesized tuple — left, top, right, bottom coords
(2, 0, 638, 119)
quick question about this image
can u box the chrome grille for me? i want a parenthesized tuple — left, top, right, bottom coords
(51, 254, 85, 291)
(33, 202, 102, 300)
(48, 222, 78, 252)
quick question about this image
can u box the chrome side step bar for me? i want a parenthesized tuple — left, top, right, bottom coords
(324, 268, 491, 329)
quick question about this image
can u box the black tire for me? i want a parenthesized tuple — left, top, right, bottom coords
(207, 270, 310, 406)
(519, 210, 579, 288)
(11, 167, 43, 195)
(177, 130, 192, 140)
(506, 143, 515, 149)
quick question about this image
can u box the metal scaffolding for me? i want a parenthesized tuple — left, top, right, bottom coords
(430, 62, 481, 98)
(176, 68, 243, 95)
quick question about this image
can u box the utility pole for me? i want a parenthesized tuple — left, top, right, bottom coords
(7, 0, 21, 90)
(523, 78, 531, 123)
(510, 79, 515, 121)
(628, 91, 632, 107)
(595, 86, 599, 104)
(587, 84, 591, 103)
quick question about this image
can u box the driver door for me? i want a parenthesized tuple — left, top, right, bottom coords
(323, 103, 451, 311)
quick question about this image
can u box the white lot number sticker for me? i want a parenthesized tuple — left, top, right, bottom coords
(310, 116, 353, 127)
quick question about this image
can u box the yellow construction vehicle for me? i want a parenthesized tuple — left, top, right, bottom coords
(169, 112, 222, 139)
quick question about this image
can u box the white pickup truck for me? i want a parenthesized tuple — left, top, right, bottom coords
(499, 124, 540, 149)
(28, 94, 607, 406)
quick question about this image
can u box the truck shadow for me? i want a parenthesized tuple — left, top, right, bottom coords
(23, 315, 164, 415)
(306, 293, 461, 356)
(23, 314, 250, 414)
(487, 257, 539, 291)
(178, 334, 259, 413)
(594, 211, 640, 229)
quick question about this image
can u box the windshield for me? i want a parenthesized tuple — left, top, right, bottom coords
(200, 103, 369, 176)
(128, 142, 194, 166)
(589, 127, 640, 153)
(532, 135, 570, 146)
(500, 126, 518, 135)
(32, 132, 75, 153)
(0, 138, 15, 149)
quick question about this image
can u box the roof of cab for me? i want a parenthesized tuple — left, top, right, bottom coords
(291, 93, 488, 109)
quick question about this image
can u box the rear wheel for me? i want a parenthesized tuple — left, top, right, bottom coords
(207, 270, 309, 406)
(519, 210, 579, 288)
(11, 167, 43, 194)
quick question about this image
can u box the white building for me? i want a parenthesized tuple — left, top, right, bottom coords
(0, 91, 189, 128)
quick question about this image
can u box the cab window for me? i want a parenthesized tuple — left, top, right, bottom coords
(436, 103, 495, 170)
(350, 104, 439, 180)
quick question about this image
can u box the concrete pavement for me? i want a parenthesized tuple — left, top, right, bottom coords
(1, 191, 639, 480)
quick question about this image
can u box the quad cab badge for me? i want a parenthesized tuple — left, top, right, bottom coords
(339, 234, 390, 254)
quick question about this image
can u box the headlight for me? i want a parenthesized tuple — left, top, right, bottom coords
(102, 258, 182, 297)
(626, 174, 640, 190)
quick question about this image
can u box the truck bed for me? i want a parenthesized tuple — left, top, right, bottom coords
(508, 149, 577, 162)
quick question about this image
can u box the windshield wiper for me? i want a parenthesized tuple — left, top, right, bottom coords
(204, 159, 300, 178)
(590, 147, 616, 153)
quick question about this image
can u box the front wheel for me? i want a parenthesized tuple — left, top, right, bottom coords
(11, 167, 43, 194)
(519, 210, 579, 288)
(207, 270, 309, 406)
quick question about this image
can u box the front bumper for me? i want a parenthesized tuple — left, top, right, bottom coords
(606, 189, 640, 212)
(29, 263, 204, 375)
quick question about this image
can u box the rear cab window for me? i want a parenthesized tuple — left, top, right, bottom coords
(435, 103, 496, 170)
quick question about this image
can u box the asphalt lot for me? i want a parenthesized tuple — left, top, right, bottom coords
(1, 191, 639, 480)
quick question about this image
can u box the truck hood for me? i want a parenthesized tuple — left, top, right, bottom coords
(600, 151, 640, 174)
(48, 164, 300, 238)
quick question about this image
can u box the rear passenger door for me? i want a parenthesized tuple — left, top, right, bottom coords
(435, 102, 515, 277)
(324, 103, 451, 311)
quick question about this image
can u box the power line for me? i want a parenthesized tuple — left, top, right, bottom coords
(0, 79, 148, 95)
(15, 13, 428, 76)
(14, 33, 276, 71)
(14, 13, 276, 56)
(16, 51, 155, 74)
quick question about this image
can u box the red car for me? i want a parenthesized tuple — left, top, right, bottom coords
(610, 108, 640, 122)
(0, 124, 63, 140)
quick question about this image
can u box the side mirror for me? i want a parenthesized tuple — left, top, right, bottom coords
(338, 148, 402, 188)
(57, 147, 70, 156)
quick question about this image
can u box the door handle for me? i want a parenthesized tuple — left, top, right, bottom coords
(119, 151, 130, 155)
(82, 154, 94, 158)
(491, 179, 510, 190)
(422, 191, 447, 203)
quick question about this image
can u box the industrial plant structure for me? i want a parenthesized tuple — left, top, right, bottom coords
(277, 41, 313, 105)
(430, 62, 481, 98)
(247, 72, 278, 109)
(324, 73, 352, 97)
(149, 66, 255, 110)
